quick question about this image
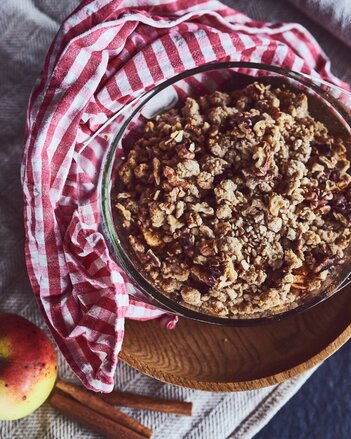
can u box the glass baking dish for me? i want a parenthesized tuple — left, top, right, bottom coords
(99, 62, 351, 326)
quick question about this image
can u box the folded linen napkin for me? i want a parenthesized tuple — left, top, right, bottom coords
(289, 0, 351, 48)
(21, 0, 349, 392)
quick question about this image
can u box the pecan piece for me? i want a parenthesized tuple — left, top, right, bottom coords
(197, 171, 214, 189)
(152, 157, 161, 185)
(115, 203, 131, 222)
(252, 142, 272, 177)
(176, 159, 200, 179)
(163, 166, 191, 188)
(198, 239, 217, 257)
(140, 226, 163, 247)
(305, 189, 332, 209)
(167, 215, 184, 233)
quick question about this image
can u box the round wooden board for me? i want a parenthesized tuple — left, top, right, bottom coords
(120, 285, 351, 391)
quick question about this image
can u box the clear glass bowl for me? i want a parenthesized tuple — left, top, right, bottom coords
(100, 62, 351, 326)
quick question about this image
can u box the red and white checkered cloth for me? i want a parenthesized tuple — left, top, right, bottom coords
(21, 0, 348, 392)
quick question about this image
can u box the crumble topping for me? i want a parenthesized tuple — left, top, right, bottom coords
(115, 82, 351, 317)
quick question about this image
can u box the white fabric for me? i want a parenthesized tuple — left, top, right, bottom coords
(288, 0, 351, 48)
(1, 0, 349, 437)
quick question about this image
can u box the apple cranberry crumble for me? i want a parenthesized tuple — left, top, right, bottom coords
(115, 82, 351, 317)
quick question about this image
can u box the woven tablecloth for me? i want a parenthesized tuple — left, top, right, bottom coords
(0, 0, 350, 438)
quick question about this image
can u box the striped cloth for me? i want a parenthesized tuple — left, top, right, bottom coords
(21, 0, 348, 392)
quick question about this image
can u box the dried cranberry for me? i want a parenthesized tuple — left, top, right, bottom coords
(188, 278, 210, 294)
(312, 142, 332, 157)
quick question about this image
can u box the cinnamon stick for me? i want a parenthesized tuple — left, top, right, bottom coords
(56, 379, 152, 438)
(100, 390, 193, 416)
(49, 390, 147, 439)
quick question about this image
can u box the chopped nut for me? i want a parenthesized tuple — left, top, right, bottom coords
(218, 237, 241, 254)
(193, 255, 208, 265)
(116, 203, 131, 221)
(202, 157, 229, 176)
(134, 163, 149, 178)
(210, 301, 228, 316)
(171, 130, 184, 143)
(175, 142, 195, 159)
(185, 211, 202, 228)
(252, 142, 272, 177)
(268, 194, 287, 217)
(145, 249, 161, 267)
(253, 119, 267, 137)
(192, 202, 214, 216)
(182, 97, 203, 126)
(167, 215, 184, 233)
(226, 288, 238, 301)
(140, 226, 163, 247)
(175, 201, 185, 218)
(214, 179, 238, 204)
(176, 159, 200, 178)
(223, 256, 238, 282)
(116, 192, 131, 200)
(216, 202, 232, 219)
(160, 278, 182, 293)
(303, 231, 321, 246)
(163, 166, 190, 188)
(118, 162, 134, 184)
(240, 260, 250, 271)
(286, 228, 296, 240)
(129, 236, 145, 253)
(285, 249, 303, 269)
(152, 158, 161, 185)
(268, 217, 283, 232)
(199, 225, 215, 238)
(162, 263, 189, 282)
(197, 171, 214, 189)
(149, 203, 166, 228)
(198, 239, 218, 256)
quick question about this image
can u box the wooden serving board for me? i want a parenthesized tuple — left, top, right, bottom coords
(120, 285, 351, 391)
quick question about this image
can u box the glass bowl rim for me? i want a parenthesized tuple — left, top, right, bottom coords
(100, 60, 351, 327)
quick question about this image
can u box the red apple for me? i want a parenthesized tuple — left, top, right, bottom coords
(0, 314, 58, 420)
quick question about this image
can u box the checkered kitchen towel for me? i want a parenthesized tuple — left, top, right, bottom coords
(21, 0, 348, 392)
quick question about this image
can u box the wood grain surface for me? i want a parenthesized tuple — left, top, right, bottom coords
(120, 285, 351, 391)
